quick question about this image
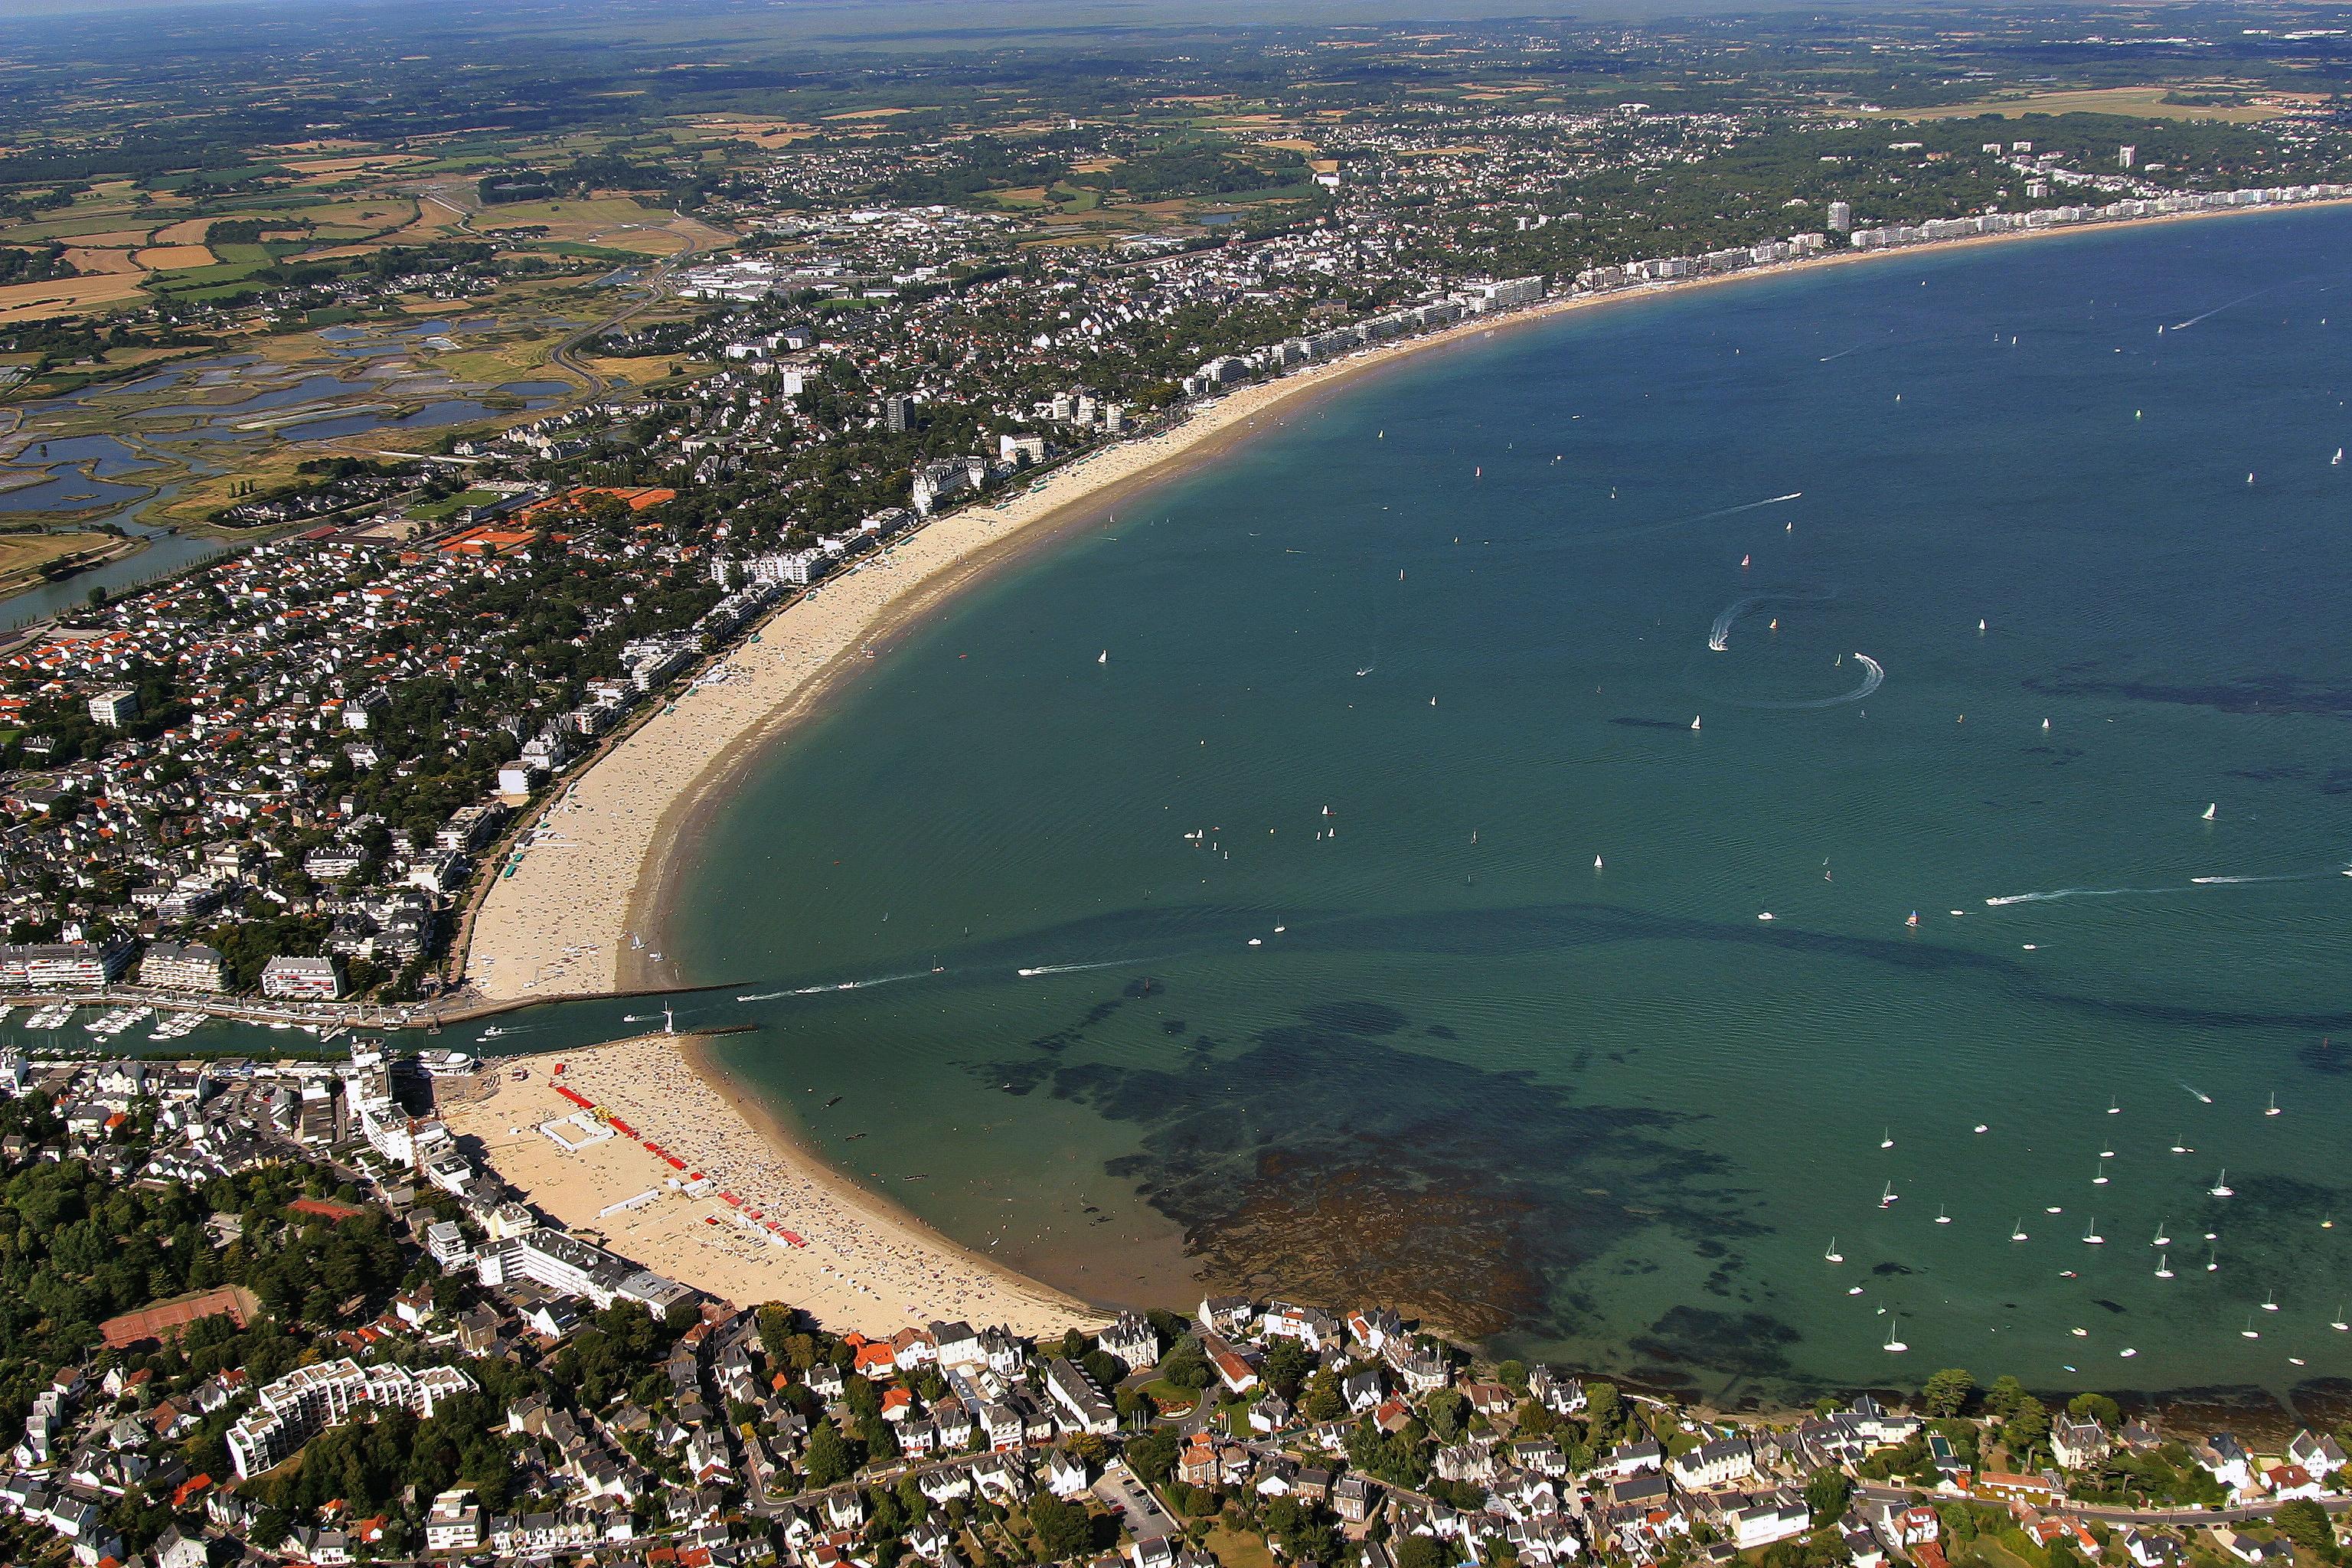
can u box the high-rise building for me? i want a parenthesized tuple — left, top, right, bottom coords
(883, 393, 913, 433)
(1827, 201, 1853, 233)
(2118, 145, 2137, 169)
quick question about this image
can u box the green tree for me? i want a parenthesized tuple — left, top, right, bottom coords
(1396, 1535, 1450, 1568)
(1262, 1336, 1315, 1400)
(1424, 1388, 1469, 1441)
(804, 1419, 857, 1488)
(2001, 1396, 2050, 1459)
(1125, 1425, 1180, 1485)
(2275, 1500, 2334, 1559)
(1981, 1376, 2029, 1422)
(1922, 1368, 1975, 1417)
(1156, 1336, 1211, 1392)
(1584, 1381, 1622, 1439)
(1302, 1369, 1344, 1423)
(1027, 1495, 1093, 1563)
(1805, 1468, 1854, 1524)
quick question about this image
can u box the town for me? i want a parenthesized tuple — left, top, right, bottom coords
(0, 1033, 2342, 1568)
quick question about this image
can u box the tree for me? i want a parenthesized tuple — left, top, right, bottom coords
(2001, 1396, 2050, 1459)
(1584, 1381, 1622, 1439)
(1804, 1468, 1854, 1524)
(1263, 1336, 1315, 1400)
(1981, 1376, 2029, 1422)
(1027, 1495, 1093, 1563)
(1396, 1535, 1450, 1568)
(1303, 1369, 1344, 1423)
(1126, 1426, 1180, 1485)
(2275, 1499, 2334, 1559)
(1424, 1388, 1468, 1441)
(1157, 1336, 1212, 1392)
(1922, 1368, 1975, 1417)
(803, 1419, 856, 1489)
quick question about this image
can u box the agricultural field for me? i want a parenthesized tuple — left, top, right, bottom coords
(1870, 86, 2300, 124)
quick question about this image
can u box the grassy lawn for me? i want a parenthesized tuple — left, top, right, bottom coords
(0, 530, 118, 579)
(1202, 1522, 1277, 1568)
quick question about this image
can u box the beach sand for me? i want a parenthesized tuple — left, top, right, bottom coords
(441, 1033, 1092, 1337)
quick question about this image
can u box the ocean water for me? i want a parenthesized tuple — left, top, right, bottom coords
(93, 208, 2352, 1407)
(658, 209, 2352, 1406)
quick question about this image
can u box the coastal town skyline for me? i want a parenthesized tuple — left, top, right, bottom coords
(1, 2, 2350, 1565)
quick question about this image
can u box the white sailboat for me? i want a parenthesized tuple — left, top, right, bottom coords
(2202, 802, 2217, 821)
(2093, 1157, 2109, 1186)
(2265, 1092, 2281, 1117)
(1935, 1206, 1952, 1226)
(2154, 1253, 2174, 1279)
(2207, 1243, 2220, 1272)
(1690, 715, 1701, 731)
(2262, 1290, 2279, 1312)
(2153, 1220, 2171, 1246)
(1098, 650, 1107, 665)
(2241, 1316, 2260, 1339)
(2082, 1217, 2105, 1244)
(1882, 1317, 1908, 1353)
(1880, 1128, 1894, 1149)
(1824, 1236, 1844, 1263)
(2011, 1217, 2029, 1241)
(1879, 1181, 1898, 1208)
(2209, 1168, 2235, 1197)
(2331, 1304, 2348, 1331)
(1594, 855, 1603, 870)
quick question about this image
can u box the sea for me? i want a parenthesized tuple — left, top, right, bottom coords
(100, 207, 2352, 1410)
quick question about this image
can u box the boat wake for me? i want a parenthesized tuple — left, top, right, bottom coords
(1580, 491, 1805, 547)
(1707, 652, 1883, 710)
(1016, 958, 1148, 978)
(2171, 283, 2287, 332)
(2187, 872, 2310, 885)
(1818, 345, 1864, 363)
(1705, 586, 1840, 652)
(1984, 886, 2164, 906)
(737, 972, 930, 1001)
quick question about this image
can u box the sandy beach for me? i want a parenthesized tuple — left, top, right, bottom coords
(460, 293, 1582, 1003)
(460, 196, 2352, 1008)
(441, 1033, 1092, 1337)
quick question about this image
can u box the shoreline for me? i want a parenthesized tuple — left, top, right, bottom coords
(439, 1033, 1093, 1336)
(469, 193, 2352, 1011)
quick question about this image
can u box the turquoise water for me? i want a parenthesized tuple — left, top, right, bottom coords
(139, 210, 2352, 1405)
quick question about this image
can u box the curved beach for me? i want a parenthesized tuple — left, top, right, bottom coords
(462, 297, 1593, 1005)
(460, 199, 2352, 1012)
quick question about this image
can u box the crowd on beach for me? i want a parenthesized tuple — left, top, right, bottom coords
(541, 1034, 1083, 1336)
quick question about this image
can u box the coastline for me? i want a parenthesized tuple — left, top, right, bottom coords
(466, 193, 2352, 1012)
(439, 1032, 1093, 1336)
